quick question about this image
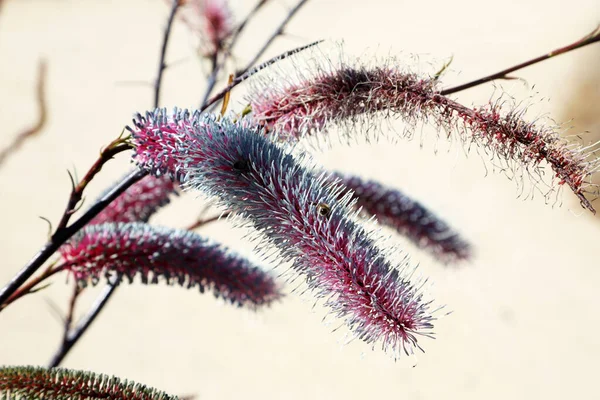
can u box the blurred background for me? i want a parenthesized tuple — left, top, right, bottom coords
(0, 0, 599, 398)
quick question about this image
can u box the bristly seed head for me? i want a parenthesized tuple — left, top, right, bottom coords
(59, 222, 281, 309)
(128, 108, 438, 357)
(247, 53, 599, 212)
(335, 172, 471, 264)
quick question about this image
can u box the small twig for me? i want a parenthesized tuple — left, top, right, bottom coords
(1, 263, 65, 309)
(237, 0, 310, 76)
(441, 25, 600, 95)
(154, 0, 181, 108)
(0, 59, 48, 167)
(200, 52, 220, 108)
(62, 284, 83, 337)
(56, 140, 132, 231)
(48, 281, 118, 368)
(0, 169, 146, 309)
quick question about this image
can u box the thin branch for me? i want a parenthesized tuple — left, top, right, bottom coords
(0, 264, 65, 310)
(154, 0, 181, 108)
(0, 169, 146, 308)
(237, 0, 310, 76)
(441, 25, 600, 95)
(56, 140, 132, 231)
(61, 284, 83, 340)
(48, 281, 118, 368)
(0, 59, 48, 167)
(200, 52, 220, 108)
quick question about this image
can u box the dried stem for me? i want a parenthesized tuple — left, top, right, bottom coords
(441, 25, 600, 95)
(0, 59, 48, 167)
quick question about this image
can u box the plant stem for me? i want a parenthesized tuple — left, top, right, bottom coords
(0, 264, 65, 309)
(48, 282, 118, 368)
(0, 169, 145, 309)
(441, 25, 600, 95)
(56, 141, 132, 231)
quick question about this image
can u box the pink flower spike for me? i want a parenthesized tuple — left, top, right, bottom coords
(127, 109, 196, 181)
(336, 173, 471, 264)
(128, 109, 438, 356)
(175, 0, 234, 54)
(248, 57, 600, 212)
(90, 174, 179, 225)
(60, 222, 281, 309)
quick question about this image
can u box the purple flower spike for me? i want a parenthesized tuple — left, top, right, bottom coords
(248, 58, 599, 212)
(59, 222, 281, 308)
(128, 109, 437, 356)
(336, 173, 471, 264)
(90, 174, 179, 225)
(126, 109, 195, 181)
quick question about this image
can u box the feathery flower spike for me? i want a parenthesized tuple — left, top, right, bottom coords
(0, 365, 178, 400)
(90, 174, 179, 225)
(129, 109, 437, 356)
(59, 222, 281, 308)
(336, 173, 470, 263)
(176, 0, 233, 54)
(248, 57, 599, 212)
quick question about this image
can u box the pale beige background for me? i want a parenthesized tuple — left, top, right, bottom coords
(1, 0, 600, 399)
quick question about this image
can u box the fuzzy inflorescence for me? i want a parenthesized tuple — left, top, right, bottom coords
(90, 174, 178, 225)
(336, 173, 470, 263)
(129, 108, 436, 356)
(0, 366, 178, 400)
(248, 57, 599, 212)
(59, 222, 281, 308)
(177, 0, 233, 54)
